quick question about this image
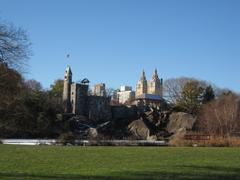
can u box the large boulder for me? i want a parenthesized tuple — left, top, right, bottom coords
(85, 128, 98, 139)
(142, 108, 171, 129)
(167, 112, 196, 134)
(128, 118, 150, 140)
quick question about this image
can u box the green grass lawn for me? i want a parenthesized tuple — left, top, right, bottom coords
(0, 145, 240, 180)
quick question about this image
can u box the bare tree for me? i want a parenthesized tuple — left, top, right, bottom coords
(105, 88, 115, 98)
(25, 79, 42, 91)
(164, 77, 196, 104)
(164, 77, 213, 104)
(196, 94, 240, 137)
(0, 21, 31, 72)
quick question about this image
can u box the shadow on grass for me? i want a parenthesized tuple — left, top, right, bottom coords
(0, 166, 240, 180)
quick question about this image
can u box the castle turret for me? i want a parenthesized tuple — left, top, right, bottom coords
(63, 65, 72, 113)
(148, 69, 163, 97)
(136, 70, 148, 97)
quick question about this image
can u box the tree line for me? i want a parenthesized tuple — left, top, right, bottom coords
(0, 20, 67, 138)
(164, 77, 240, 137)
(0, 62, 66, 138)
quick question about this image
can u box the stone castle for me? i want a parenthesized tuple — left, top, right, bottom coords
(63, 66, 164, 121)
(62, 66, 112, 122)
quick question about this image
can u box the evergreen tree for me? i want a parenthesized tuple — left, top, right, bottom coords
(202, 85, 215, 103)
(176, 81, 204, 115)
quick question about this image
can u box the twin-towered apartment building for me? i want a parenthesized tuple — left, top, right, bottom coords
(112, 69, 163, 105)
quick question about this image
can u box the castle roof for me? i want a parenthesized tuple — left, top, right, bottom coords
(65, 65, 72, 75)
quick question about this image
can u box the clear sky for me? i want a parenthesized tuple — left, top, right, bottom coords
(1, 0, 240, 92)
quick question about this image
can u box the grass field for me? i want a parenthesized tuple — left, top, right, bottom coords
(0, 145, 240, 180)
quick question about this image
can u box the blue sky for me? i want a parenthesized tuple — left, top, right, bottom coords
(1, 0, 240, 92)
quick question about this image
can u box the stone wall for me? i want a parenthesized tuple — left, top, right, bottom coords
(87, 96, 112, 123)
(111, 105, 138, 120)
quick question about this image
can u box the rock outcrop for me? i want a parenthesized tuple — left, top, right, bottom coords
(128, 118, 150, 140)
(67, 107, 197, 141)
(167, 112, 196, 134)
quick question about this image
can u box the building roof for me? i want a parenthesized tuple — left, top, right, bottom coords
(136, 93, 162, 100)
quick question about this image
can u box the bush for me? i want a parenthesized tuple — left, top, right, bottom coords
(58, 132, 76, 146)
(196, 93, 240, 137)
(206, 136, 240, 147)
(169, 136, 192, 147)
(169, 135, 240, 147)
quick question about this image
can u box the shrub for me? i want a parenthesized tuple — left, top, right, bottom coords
(196, 93, 240, 137)
(169, 137, 192, 147)
(169, 135, 240, 147)
(58, 132, 76, 146)
(206, 136, 240, 147)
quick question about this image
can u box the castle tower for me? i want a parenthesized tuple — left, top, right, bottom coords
(148, 69, 163, 97)
(136, 70, 148, 97)
(63, 66, 72, 113)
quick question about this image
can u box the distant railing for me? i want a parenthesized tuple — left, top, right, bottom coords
(2, 139, 168, 146)
(2, 139, 56, 145)
(76, 140, 168, 146)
